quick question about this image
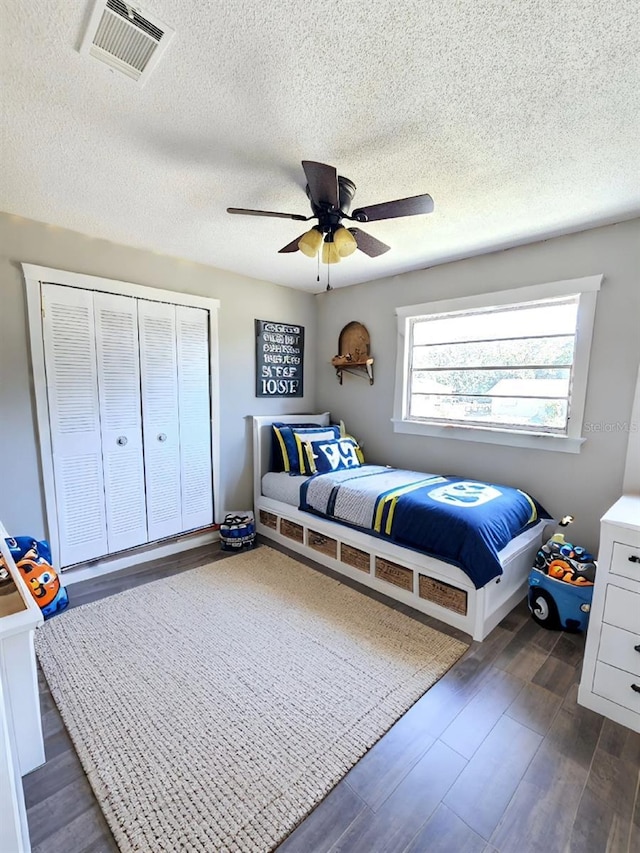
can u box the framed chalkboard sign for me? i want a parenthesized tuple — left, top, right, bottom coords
(255, 319, 304, 397)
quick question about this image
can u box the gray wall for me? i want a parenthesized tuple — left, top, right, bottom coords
(0, 213, 317, 537)
(316, 219, 640, 554)
(623, 364, 640, 494)
(3, 212, 638, 557)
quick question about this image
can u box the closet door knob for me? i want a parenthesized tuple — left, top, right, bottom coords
(628, 555, 640, 563)
(631, 684, 640, 694)
(635, 644, 640, 653)
(157, 433, 167, 442)
(116, 436, 128, 447)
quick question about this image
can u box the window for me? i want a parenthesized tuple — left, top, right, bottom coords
(393, 276, 602, 452)
(408, 296, 578, 432)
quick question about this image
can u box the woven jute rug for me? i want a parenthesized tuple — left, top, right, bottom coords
(36, 546, 468, 853)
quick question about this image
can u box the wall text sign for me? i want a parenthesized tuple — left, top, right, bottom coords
(255, 319, 304, 397)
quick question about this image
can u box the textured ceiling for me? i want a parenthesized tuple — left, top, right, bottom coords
(1, 1, 639, 292)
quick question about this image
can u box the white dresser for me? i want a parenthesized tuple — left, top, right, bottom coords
(0, 522, 45, 852)
(578, 495, 640, 733)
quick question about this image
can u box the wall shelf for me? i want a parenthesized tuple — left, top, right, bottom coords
(331, 321, 374, 385)
(331, 356, 374, 385)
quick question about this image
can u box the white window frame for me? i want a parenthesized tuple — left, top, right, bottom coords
(393, 275, 602, 453)
(22, 263, 222, 568)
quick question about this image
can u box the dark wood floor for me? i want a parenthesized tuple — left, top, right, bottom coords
(24, 541, 640, 853)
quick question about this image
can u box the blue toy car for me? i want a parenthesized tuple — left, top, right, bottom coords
(527, 518, 596, 632)
(528, 569, 593, 632)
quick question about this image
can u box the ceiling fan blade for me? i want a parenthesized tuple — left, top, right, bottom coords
(349, 228, 391, 257)
(227, 207, 310, 222)
(301, 161, 339, 209)
(351, 193, 434, 223)
(278, 235, 305, 253)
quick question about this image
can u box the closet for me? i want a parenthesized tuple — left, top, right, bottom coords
(40, 281, 215, 568)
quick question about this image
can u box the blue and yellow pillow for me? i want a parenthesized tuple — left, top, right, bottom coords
(271, 422, 320, 472)
(337, 420, 365, 463)
(272, 424, 341, 474)
(304, 437, 363, 474)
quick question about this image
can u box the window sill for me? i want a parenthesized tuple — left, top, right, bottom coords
(391, 418, 586, 453)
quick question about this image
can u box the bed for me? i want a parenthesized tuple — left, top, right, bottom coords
(253, 413, 554, 641)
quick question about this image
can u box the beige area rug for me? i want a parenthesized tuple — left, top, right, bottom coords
(36, 546, 468, 853)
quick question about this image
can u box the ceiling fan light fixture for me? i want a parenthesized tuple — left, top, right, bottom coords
(333, 226, 357, 257)
(322, 240, 341, 264)
(298, 227, 323, 257)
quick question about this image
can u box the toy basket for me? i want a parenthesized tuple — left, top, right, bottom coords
(220, 512, 256, 552)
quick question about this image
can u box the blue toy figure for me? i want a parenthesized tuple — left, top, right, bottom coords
(3, 537, 69, 618)
(527, 515, 596, 632)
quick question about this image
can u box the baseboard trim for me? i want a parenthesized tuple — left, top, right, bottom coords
(62, 531, 220, 586)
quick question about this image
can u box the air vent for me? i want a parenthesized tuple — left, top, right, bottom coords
(80, 0, 175, 85)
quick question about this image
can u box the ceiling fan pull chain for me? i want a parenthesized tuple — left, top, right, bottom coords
(317, 250, 320, 283)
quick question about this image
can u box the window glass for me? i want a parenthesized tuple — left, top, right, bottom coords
(406, 296, 580, 434)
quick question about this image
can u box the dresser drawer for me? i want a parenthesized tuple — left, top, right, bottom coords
(593, 661, 640, 715)
(603, 584, 640, 635)
(598, 622, 640, 679)
(610, 541, 640, 583)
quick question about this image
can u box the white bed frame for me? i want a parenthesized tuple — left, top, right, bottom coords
(253, 414, 554, 641)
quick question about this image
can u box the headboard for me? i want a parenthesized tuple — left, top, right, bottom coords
(252, 413, 330, 506)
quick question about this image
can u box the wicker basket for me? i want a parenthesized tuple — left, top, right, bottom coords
(259, 510, 277, 530)
(308, 530, 337, 558)
(375, 557, 413, 591)
(341, 544, 370, 573)
(280, 519, 304, 543)
(419, 575, 467, 615)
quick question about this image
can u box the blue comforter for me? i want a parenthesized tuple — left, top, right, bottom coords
(300, 465, 550, 588)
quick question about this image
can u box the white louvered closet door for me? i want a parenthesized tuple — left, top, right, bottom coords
(138, 299, 183, 541)
(176, 306, 213, 531)
(41, 283, 108, 566)
(94, 292, 148, 553)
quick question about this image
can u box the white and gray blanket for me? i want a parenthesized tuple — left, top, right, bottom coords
(301, 466, 442, 529)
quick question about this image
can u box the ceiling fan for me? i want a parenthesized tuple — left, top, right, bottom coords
(227, 161, 434, 264)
